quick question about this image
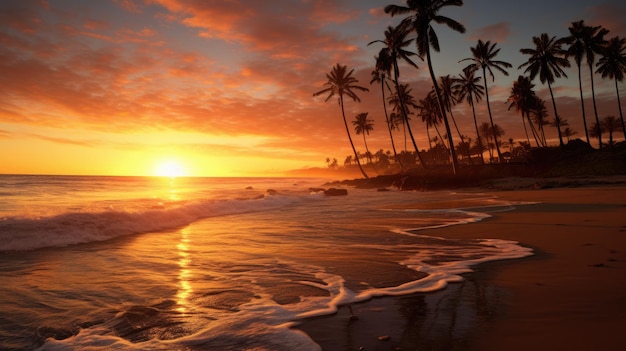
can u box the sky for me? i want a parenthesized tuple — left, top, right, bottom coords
(1, 0, 625, 177)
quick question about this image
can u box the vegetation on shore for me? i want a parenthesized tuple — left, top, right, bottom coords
(329, 140, 626, 191)
(312, 0, 626, 185)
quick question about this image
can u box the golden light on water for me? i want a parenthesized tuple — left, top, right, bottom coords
(177, 229, 192, 314)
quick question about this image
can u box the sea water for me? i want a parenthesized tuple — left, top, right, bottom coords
(0, 175, 532, 350)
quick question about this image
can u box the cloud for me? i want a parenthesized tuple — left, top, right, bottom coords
(588, 3, 626, 37)
(469, 22, 511, 43)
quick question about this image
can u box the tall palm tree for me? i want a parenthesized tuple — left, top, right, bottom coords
(581, 24, 609, 146)
(352, 112, 375, 163)
(370, 63, 402, 168)
(507, 76, 541, 146)
(519, 33, 570, 147)
(454, 66, 485, 163)
(565, 20, 591, 144)
(313, 63, 370, 178)
(368, 25, 426, 167)
(385, 0, 466, 174)
(596, 36, 626, 138)
(461, 40, 512, 161)
(388, 83, 421, 163)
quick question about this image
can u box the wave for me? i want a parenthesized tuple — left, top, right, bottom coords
(0, 193, 314, 252)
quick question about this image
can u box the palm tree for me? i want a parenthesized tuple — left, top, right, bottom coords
(417, 91, 444, 151)
(478, 121, 494, 161)
(563, 127, 577, 142)
(440, 74, 472, 163)
(454, 66, 485, 163)
(370, 64, 402, 168)
(601, 115, 620, 146)
(565, 20, 591, 144)
(589, 121, 604, 146)
(352, 112, 375, 163)
(385, 0, 466, 174)
(550, 115, 569, 144)
(388, 83, 421, 163)
(461, 40, 512, 161)
(368, 25, 426, 167)
(530, 97, 549, 145)
(313, 63, 370, 178)
(507, 76, 541, 146)
(596, 36, 626, 139)
(519, 33, 570, 147)
(581, 24, 609, 146)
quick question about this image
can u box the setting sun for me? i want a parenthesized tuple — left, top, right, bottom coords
(154, 160, 186, 178)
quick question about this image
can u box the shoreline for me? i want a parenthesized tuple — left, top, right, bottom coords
(296, 183, 626, 350)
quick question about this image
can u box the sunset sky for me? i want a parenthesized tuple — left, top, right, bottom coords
(1, 0, 625, 177)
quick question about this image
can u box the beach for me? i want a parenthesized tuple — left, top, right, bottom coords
(298, 183, 626, 351)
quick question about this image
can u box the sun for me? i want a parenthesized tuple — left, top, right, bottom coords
(154, 160, 186, 178)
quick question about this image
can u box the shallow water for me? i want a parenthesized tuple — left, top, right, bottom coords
(0, 175, 532, 350)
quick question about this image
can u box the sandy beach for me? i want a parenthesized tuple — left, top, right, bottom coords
(297, 183, 626, 350)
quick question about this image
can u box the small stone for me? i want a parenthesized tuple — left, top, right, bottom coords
(378, 335, 391, 341)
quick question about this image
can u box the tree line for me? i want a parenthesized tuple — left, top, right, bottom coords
(313, 0, 625, 179)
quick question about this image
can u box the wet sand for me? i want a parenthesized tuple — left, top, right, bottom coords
(297, 184, 626, 350)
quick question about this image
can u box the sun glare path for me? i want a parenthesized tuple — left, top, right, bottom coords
(154, 160, 186, 178)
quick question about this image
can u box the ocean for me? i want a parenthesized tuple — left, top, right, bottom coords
(0, 175, 532, 350)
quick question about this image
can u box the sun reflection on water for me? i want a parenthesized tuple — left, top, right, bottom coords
(176, 228, 192, 314)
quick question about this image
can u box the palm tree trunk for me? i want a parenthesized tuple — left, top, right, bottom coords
(615, 78, 625, 139)
(469, 99, 485, 164)
(427, 46, 458, 173)
(521, 111, 531, 145)
(576, 63, 590, 144)
(392, 67, 426, 168)
(340, 95, 368, 179)
(381, 78, 402, 169)
(589, 64, 602, 148)
(362, 133, 372, 164)
(547, 81, 565, 147)
(482, 67, 502, 161)
(526, 112, 542, 147)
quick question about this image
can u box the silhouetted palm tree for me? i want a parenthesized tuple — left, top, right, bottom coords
(368, 25, 425, 167)
(352, 112, 375, 163)
(589, 121, 604, 145)
(370, 64, 402, 168)
(313, 63, 370, 178)
(596, 36, 626, 138)
(454, 66, 485, 163)
(385, 0, 466, 174)
(519, 33, 570, 147)
(439, 75, 462, 138)
(440, 75, 473, 163)
(461, 40, 512, 161)
(388, 83, 421, 163)
(530, 97, 549, 145)
(507, 76, 541, 146)
(550, 115, 569, 143)
(565, 20, 591, 144)
(417, 91, 443, 151)
(581, 23, 609, 146)
(563, 127, 577, 142)
(601, 115, 620, 146)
